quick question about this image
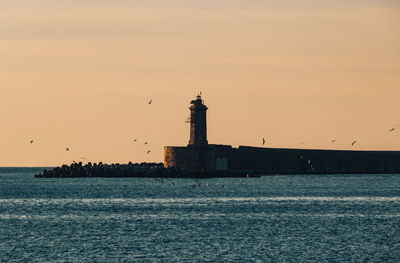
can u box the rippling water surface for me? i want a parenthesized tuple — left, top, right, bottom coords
(1, 168, 399, 262)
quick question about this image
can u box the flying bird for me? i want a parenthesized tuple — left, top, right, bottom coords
(147, 150, 151, 154)
(144, 142, 148, 145)
(154, 178, 164, 183)
(133, 139, 137, 142)
(66, 147, 70, 151)
(147, 100, 152, 105)
(239, 179, 247, 186)
(262, 138, 266, 145)
(351, 140, 357, 146)
(331, 139, 337, 143)
(29, 140, 34, 144)
(389, 128, 396, 132)
(80, 157, 87, 160)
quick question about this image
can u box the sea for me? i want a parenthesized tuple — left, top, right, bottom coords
(0, 168, 399, 262)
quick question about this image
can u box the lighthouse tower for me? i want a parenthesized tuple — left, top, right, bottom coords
(188, 95, 208, 146)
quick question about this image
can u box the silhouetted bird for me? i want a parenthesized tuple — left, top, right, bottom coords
(262, 138, 266, 145)
(147, 150, 151, 154)
(133, 139, 137, 142)
(144, 142, 148, 145)
(29, 140, 34, 144)
(331, 139, 337, 143)
(66, 147, 70, 151)
(389, 128, 395, 132)
(351, 140, 357, 146)
(147, 100, 152, 105)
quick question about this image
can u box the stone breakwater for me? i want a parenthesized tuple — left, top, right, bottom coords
(34, 162, 255, 178)
(35, 162, 174, 178)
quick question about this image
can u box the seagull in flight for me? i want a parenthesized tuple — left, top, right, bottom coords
(144, 142, 148, 145)
(389, 128, 396, 132)
(193, 182, 201, 188)
(147, 100, 152, 105)
(29, 140, 34, 144)
(262, 138, 266, 145)
(351, 140, 357, 146)
(133, 139, 137, 142)
(331, 139, 337, 143)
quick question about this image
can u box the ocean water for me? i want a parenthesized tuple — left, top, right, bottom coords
(0, 168, 399, 262)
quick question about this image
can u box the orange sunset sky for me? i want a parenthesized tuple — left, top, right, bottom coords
(0, 0, 399, 166)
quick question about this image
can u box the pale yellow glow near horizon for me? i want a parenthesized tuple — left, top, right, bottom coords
(0, 1, 399, 166)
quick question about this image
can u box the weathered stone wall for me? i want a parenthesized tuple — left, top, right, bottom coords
(164, 145, 216, 172)
(227, 146, 400, 173)
(164, 146, 195, 170)
(164, 144, 400, 174)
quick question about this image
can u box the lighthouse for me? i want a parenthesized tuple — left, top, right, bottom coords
(188, 95, 208, 146)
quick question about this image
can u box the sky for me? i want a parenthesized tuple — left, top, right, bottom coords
(0, 0, 399, 166)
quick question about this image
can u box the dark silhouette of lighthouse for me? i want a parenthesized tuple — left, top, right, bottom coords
(188, 95, 208, 146)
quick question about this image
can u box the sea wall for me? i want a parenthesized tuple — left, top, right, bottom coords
(164, 145, 217, 172)
(164, 144, 400, 174)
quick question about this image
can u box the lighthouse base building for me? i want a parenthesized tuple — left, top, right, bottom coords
(164, 96, 400, 174)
